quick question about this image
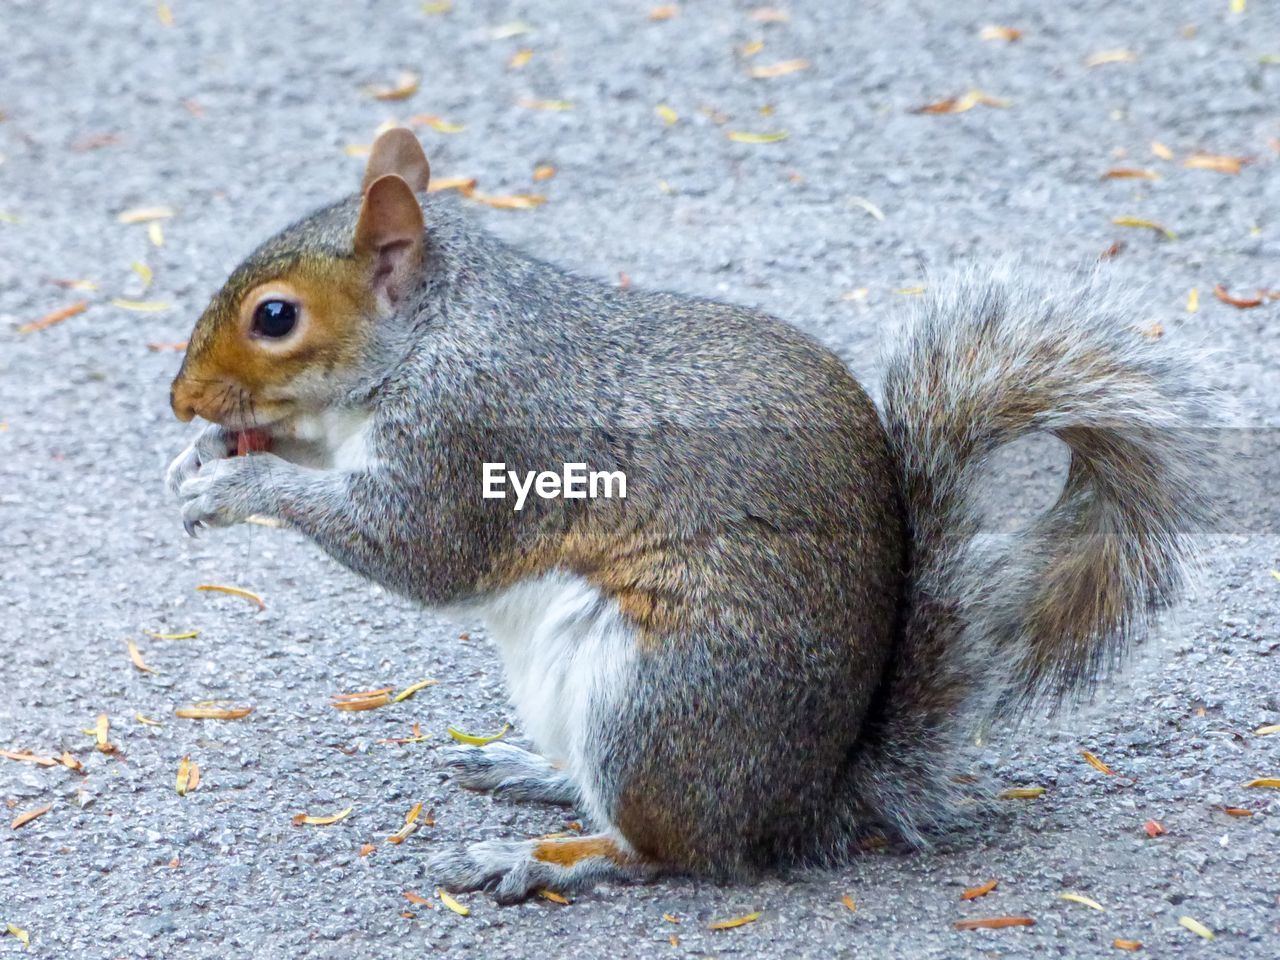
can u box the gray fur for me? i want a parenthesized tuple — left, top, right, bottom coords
(442, 743, 578, 805)
(171, 189, 1210, 898)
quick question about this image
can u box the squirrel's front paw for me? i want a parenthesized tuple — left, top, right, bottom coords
(178, 455, 281, 536)
(166, 425, 235, 497)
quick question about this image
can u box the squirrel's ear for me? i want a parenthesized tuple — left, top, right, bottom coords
(361, 128, 431, 194)
(354, 173, 425, 307)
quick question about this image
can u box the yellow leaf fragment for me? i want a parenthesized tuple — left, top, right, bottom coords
(1111, 217, 1176, 240)
(1112, 939, 1143, 951)
(750, 7, 788, 22)
(4, 924, 29, 948)
(709, 911, 761, 930)
(1060, 892, 1105, 912)
(366, 71, 420, 101)
(492, 21, 531, 39)
(409, 114, 465, 134)
(1086, 49, 1137, 67)
(135, 714, 163, 726)
(386, 802, 425, 843)
(913, 89, 1010, 114)
(421, 1, 452, 13)
(111, 299, 171, 313)
(1186, 288, 1199, 313)
(727, 130, 788, 144)
(508, 48, 534, 70)
(95, 713, 115, 754)
(738, 40, 765, 58)
(979, 25, 1023, 42)
(345, 144, 372, 158)
(148, 222, 165, 246)
(393, 678, 438, 703)
(292, 805, 353, 826)
(663, 913, 680, 923)
(539, 889, 570, 904)
(156, 3, 174, 26)
(1231, 0, 1246, 13)
(126, 639, 156, 674)
(750, 59, 810, 79)
(467, 192, 546, 210)
(131, 261, 154, 290)
(999, 786, 1045, 799)
(1151, 141, 1174, 160)
(176, 755, 193, 795)
(0, 751, 57, 766)
(1183, 153, 1247, 175)
(448, 723, 511, 746)
(841, 894, 857, 911)
(11, 803, 52, 830)
(1255, 724, 1280, 736)
(532, 164, 556, 182)
(1081, 750, 1117, 776)
(438, 888, 471, 916)
(1178, 916, 1214, 940)
(519, 98, 573, 111)
(649, 5, 679, 20)
(144, 630, 200, 640)
(196, 583, 265, 609)
(1103, 168, 1159, 180)
(895, 285, 926, 296)
(429, 176, 479, 195)
(656, 104, 679, 126)
(1245, 777, 1280, 789)
(332, 692, 391, 711)
(961, 879, 998, 900)
(117, 205, 174, 224)
(174, 705, 254, 720)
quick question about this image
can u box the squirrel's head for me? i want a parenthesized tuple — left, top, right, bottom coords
(170, 128, 431, 427)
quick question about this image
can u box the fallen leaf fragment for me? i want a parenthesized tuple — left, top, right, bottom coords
(176, 755, 194, 795)
(708, 911, 761, 930)
(447, 723, 511, 746)
(1186, 288, 1199, 313)
(393, 678, 438, 703)
(750, 7, 788, 22)
(421, 1, 451, 13)
(979, 25, 1022, 42)
(332, 687, 393, 712)
(429, 176, 478, 195)
(145, 630, 199, 640)
(467, 192, 546, 210)
(961, 879, 998, 901)
(518, 98, 573, 111)
(4, 925, 29, 948)
(839, 893, 857, 912)
(508, 49, 533, 69)
(1245, 777, 1280, 789)
(1151, 141, 1174, 160)
(1103, 168, 1159, 180)
(386, 802, 425, 844)
(0, 750, 57, 767)
(49, 278, 98, 290)
(127, 639, 156, 674)
(1183, 153, 1248, 175)
(1213, 284, 1263, 309)
(656, 104, 678, 125)
(1222, 806, 1253, 817)
(18, 301, 88, 334)
(727, 130, 788, 144)
(1112, 217, 1175, 240)
(663, 913, 680, 923)
(404, 890, 431, 906)
(148, 222, 165, 246)
(292, 805, 353, 827)
(955, 916, 1035, 931)
(408, 114, 465, 134)
(196, 584, 265, 609)
(366, 71, 420, 101)
(438, 888, 471, 916)
(1255, 724, 1280, 736)
(131, 261, 153, 290)
(156, 2, 174, 26)
(649, 4, 679, 19)
(11, 803, 52, 830)
(895, 285, 926, 296)
(1112, 939, 1143, 951)
(135, 714, 163, 727)
(360, 843, 377, 856)
(1086, 49, 1137, 67)
(1178, 916, 1213, 940)
(532, 164, 556, 181)
(738, 40, 765, 58)
(95, 713, 115, 754)
(999, 786, 1045, 799)
(111, 299, 170, 313)
(492, 20, 531, 39)
(1059, 892, 1105, 912)
(60, 752, 82, 771)
(912, 89, 1010, 114)
(539, 889, 570, 904)
(1082, 750, 1119, 776)
(118, 205, 174, 224)
(1144, 819, 1166, 837)
(174, 705, 254, 720)
(750, 59, 810, 78)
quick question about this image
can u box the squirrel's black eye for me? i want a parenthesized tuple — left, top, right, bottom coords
(251, 299, 298, 338)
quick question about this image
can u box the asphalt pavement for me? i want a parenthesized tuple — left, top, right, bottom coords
(1, 1, 1278, 957)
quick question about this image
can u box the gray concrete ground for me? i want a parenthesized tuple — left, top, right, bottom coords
(2, 0, 1278, 957)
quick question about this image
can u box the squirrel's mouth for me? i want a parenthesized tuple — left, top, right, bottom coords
(233, 427, 274, 456)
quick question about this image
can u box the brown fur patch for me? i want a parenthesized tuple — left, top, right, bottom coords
(530, 835, 639, 868)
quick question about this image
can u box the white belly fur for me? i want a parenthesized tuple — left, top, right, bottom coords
(453, 572, 638, 775)
(274, 408, 376, 471)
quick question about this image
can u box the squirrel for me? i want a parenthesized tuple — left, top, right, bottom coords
(166, 128, 1212, 903)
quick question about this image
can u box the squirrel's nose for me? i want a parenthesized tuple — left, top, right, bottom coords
(170, 378, 198, 422)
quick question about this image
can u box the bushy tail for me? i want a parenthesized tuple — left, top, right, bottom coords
(848, 267, 1214, 844)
